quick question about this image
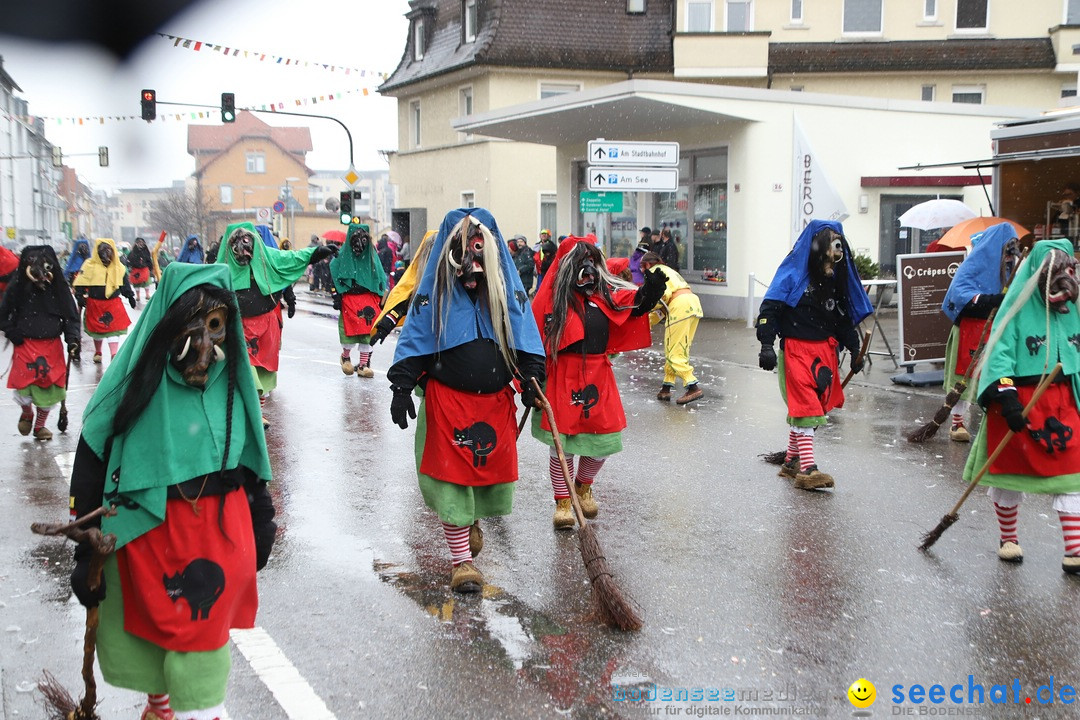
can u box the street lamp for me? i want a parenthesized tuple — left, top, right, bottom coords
(284, 177, 301, 241)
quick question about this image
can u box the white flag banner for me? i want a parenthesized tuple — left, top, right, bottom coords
(791, 114, 849, 242)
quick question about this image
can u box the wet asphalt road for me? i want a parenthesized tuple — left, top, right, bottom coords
(2, 292, 1080, 720)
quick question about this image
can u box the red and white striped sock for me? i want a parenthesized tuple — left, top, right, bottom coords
(147, 693, 171, 712)
(259, 393, 266, 409)
(357, 351, 372, 368)
(795, 431, 816, 471)
(34, 407, 49, 430)
(576, 456, 606, 485)
(340, 349, 351, 360)
(785, 430, 799, 463)
(549, 447, 574, 499)
(951, 413, 964, 428)
(995, 503, 1019, 544)
(442, 522, 472, 566)
(1060, 512, 1080, 556)
(19, 404, 32, 421)
(93, 339, 103, 355)
(108, 341, 119, 358)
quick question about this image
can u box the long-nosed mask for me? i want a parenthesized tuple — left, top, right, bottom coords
(170, 297, 229, 387)
(809, 228, 845, 282)
(1038, 249, 1080, 314)
(450, 230, 486, 291)
(228, 228, 255, 266)
(24, 249, 54, 289)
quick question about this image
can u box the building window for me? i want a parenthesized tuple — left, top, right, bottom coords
(459, 86, 474, 141)
(627, 0, 646, 13)
(540, 82, 581, 99)
(1062, 84, 1078, 100)
(463, 0, 478, 42)
(245, 152, 265, 174)
(687, 1, 713, 31)
(843, 0, 882, 33)
(726, 0, 752, 31)
(790, 0, 803, 23)
(540, 194, 557, 237)
(410, 100, 422, 148)
(921, 84, 936, 101)
(955, 0, 987, 31)
(462, 192, 475, 208)
(923, 0, 937, 20)
(951, 85, 984, 104)
(1068, 0, 1080, 24)
(413, 18, 426, 60)
(220, 185, 233, 205)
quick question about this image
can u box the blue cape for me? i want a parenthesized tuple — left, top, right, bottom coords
(65, 238, 91, 275)
(255, 225, 278, 249)
(763, 219, 874, 325)
(177, 235, 205, 264)
(941, 222, 1017, 323)
(393, 207, 544, 362)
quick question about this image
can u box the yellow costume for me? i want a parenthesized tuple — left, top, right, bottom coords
(649, 264, 703, 387)
(374, 230, 436, 328)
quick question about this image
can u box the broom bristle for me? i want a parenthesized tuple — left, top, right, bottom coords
(918, 512, 959, 552)
(577, 524, 643, 631)
(759, 450, 787, 465)
(907, 418, 943, 443)
(37, 670, 81, 719)
(57, 408, 68, 433)
(908, 383, 966, 443)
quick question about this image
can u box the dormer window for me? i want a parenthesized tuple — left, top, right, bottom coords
(414, 17, 426, 60)
(464, 0, 478, 42)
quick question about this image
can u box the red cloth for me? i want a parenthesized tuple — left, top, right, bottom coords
(532, 236, 650, 354)
(540, 353, 626, 436)
(987, 383, 1080, 477)
(7, 338, 66, 390)
(606, 257, 629, 276)
(84, 296, 131, 334)
(955, 316, 990, 376)
(420, 379, 518, 486)
(129, 266, 151, 286)
(783, 337, 844, 418)
(0, 245, 17, 279)
(117, 492, 258, 652)
(341, 291, 381, 337)
(242, 309, 281, 372)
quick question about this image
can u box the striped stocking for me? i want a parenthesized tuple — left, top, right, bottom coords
(146, 693, 171, 713)
(442, 522, 472, 566)
(794, 429, 815, 471)
(995, 503, 1019, 544)
(576, 456, 606, 485)
(785, 429, 799, 463)
(108, 341, 119, 358)
(549, 446, 574, 499)
(1060, 512, 1080, 556)
(357, 351, 373, 368)
(34, 407, 49, 430)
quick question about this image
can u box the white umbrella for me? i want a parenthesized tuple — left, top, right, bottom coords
(898, 199, 978, 230)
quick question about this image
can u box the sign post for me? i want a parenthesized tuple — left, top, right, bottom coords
(896, 251, 965, 366)
(587, 167, 679, 192)
(587, 140, 679, 167)
(579, 191, 624, 214)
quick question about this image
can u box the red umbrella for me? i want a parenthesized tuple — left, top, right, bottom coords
(927, 217, 1029, 253)
(321, 229, 346, 245)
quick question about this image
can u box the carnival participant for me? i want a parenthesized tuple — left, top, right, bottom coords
(0, 246, 80, 440)
(129, 237, 154, 302)
(370, 231, 436, 346)
(177, 235, 205, 264)
(73, 238, 136, 364)
(0, 244, 16, 296)
(640, 251, 705, 405)
(62, 237, 91, 284)
(330, 223, 387, 378)
(531, 236, 665, 527)
(756, 220, 873, 490)
(387, 208, 544, 593)
(68, 262, 276, 720)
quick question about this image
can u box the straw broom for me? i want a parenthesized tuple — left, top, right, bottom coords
(531, 378, 643, 631)
(760, 330, 872, 465)
(918, 363, 1060, 551)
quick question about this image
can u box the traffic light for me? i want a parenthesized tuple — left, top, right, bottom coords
(339, 190, 353, 225)
(141, 89, 156, 121)
(51, 146, 62, 167)
(221, 92, 236, 123)
(98, 146, 109, 167)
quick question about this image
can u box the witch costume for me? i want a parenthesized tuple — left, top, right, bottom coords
(330, 222, 387, 378)
(73, 238, 136, 364)
(387, 208, 544, 593)
(67, 262, 276, 720)
(129, 237, 154, 300)
(63, 237, 91, 284)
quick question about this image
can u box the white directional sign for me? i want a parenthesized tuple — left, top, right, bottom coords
(588, 167, 679, 192)
(588, 140, 680, 167)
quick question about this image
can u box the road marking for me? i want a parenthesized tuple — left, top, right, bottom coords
(54, 451, 76, 480)
(230, 626, 337, 719)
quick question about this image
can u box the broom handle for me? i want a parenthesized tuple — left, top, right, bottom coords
(841, 330, 872, 389)
(945, 362, 1062, 517)
(530, 378, 588, 528)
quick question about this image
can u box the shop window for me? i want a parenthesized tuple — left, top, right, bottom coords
(463, 0, 478, 42)
(951, 85, 984, 104)
(726, 0, 752, 31)
(843, 0, 882, 33)
(245, 152, 265, 174)
(955, 0, 987, 31)
(921, 84, 936, 101)
(687, 1, 713, 31)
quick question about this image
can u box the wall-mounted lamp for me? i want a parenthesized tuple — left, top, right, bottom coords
(858, 194, 870, 214)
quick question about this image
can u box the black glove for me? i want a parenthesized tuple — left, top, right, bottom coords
(631, 267, 667, 316)
(390, 386, 416, 429)
(68, 342, 81, 364)
(286, 302, 296, 319)
(371, 312, 398, 345)
(520, 377, 540, 409)
(309, 244, 337, 265)
(997, 389, 1028, 433)
(759, 344, 777, 371)
(5, 329, 24, 346)
(332, 292, 342, 311)
(70, 545, 105, 608)
(849, 355, 864, 375)
(127, 294, 137, 309)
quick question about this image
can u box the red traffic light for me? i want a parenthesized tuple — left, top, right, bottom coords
(141, 89, 157, 121)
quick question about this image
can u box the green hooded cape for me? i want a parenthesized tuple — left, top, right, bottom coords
(81, 263, 272, 548)
(217, 221, 315, 295)
(329, 222, 388, 295)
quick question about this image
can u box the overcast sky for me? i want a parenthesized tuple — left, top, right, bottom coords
(1, 0, 410, 191)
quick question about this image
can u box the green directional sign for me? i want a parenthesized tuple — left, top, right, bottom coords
(579, 191, 624, 214)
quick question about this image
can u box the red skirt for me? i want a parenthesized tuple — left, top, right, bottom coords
(420, 380, 518, 486)
(955, 316, 990, 376)
(7, 337, 66, 390)
(117, 491, 258, 652)
(84, 296, 131, 335)
(341, 291, 381, 338)
(129, 267, 151, 287)
(540, 352, 626, 437)
(987, 383, 1080, 477)
(242, 309, 281, 372)
(783, 337, 844, 418)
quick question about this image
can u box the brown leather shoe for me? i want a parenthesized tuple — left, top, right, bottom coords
(794, 465, 834, 490)
(575, 482, 598, 518)
(656, 385, 673, 401)
(676, 385, 703, 405)
(451, 561, 484, 593)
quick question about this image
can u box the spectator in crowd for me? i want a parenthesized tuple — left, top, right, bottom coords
(511, 235, 535, 293)
(655, 227, 680, 268)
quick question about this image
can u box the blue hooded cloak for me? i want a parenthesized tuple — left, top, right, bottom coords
(65, 237, 91, 276)
(176, 234, 205, 264)
(941, 222, 1018, 323)
(255, 224, 278, 249)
